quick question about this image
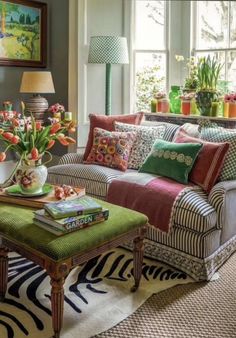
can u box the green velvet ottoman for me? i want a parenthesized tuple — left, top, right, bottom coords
(0, 199, 148, 338)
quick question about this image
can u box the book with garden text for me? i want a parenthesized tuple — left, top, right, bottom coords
(34, 208, 109, 236)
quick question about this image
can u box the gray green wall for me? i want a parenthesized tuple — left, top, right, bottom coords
(0, 0, 69, 115)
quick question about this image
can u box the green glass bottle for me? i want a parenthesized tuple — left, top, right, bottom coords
(169, 85, 181, 114)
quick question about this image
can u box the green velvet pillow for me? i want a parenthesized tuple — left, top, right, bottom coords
(139, 139, 203, 184)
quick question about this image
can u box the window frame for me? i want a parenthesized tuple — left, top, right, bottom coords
(191, 0, 236, 85)
(130, 0, 169, 113)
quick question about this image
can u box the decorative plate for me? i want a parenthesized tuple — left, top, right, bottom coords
(5, 184, 53, 197)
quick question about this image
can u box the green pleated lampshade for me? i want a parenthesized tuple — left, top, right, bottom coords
(88, 36, 129, 64)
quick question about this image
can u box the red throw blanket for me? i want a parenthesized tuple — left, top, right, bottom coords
(107, 173, 196, 233)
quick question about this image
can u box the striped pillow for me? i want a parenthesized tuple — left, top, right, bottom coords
(200, 127, 236, 181)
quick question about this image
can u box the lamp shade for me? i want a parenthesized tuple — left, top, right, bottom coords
(20, 71, 55, 94)
(88, 36, 129, 64)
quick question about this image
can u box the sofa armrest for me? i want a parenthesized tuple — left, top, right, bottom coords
(208, 181, 236, 243)
(59, 152, 84, 165)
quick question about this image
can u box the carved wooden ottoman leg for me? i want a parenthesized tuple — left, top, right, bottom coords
(0, 246, 8, 301)
(131, 227, 146, 292)
(50, 276, 65, 338)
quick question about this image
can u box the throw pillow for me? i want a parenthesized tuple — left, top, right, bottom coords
(139, 139, 203, 184)
(141, 120, 180, 141)
(114, 122, 166, 169)
(200, 126, 236, 181)
(83, 113, 144, 160)
(84, 127, 136, 171)
(180, 123, 200, 138)
(174, 129, 229, 192)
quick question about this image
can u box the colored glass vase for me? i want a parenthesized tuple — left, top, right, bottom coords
(181, 100, 191, 115)
(169, 85, 181, 114)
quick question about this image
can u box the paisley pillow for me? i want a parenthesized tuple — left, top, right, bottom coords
(84, 127, 136, 171)
(114, 122, 166, 169)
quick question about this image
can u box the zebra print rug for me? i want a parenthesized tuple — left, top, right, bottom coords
(0, 247, 195, 338)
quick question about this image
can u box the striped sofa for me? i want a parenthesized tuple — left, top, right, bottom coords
(47, 121, 236, 281)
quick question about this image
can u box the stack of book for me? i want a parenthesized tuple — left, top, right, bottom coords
(33, 196, 109, 236)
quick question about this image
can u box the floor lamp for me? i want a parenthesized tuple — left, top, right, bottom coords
(88, 36, 129, 116)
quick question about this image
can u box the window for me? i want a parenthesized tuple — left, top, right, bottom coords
(133, 0, 168, 112)
(192, 0, 236, 92)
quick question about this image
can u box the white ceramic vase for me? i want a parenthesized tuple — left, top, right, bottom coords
(15, 160, 48, 195)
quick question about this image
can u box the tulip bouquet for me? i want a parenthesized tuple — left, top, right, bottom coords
(0, 108, 76, 164)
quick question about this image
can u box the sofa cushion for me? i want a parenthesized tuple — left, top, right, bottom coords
(200, 126, 236, 181)
(141, 120, 180, 141)
(48, 163, 135, 200)
(139, 139, 202, 184)
(84, 127, 136, 171)
(84, 113, 143, 160)
(174, 129, 229, 193)
(114, 122, 165, 169)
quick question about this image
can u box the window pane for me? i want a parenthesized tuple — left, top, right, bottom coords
(227, 51, 236, 91)
(196, 1, 229, 49)
(135, 52, 166, 111)
(230, 1, 236, 47)
(135, 0, 165, 50)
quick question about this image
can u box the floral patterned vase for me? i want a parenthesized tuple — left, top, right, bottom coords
(15, 161, 48, 194)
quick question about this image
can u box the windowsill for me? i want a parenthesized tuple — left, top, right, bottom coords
(145, 112, 236, 122)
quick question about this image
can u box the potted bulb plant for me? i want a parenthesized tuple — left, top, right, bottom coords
(195, 55, 223, 116)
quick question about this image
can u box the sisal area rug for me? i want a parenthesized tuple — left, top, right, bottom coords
(0, 247, 195, 338)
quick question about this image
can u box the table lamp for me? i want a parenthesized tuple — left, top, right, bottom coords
(88, 36, 129, 115)
(20, 71, 55, 120)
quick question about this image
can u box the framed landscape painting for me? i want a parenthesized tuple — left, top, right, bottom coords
(0, 0, 47, 67)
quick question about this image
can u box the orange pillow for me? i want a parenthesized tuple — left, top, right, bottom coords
(174, 129, 229, 192)
(83, 113, 144, 160)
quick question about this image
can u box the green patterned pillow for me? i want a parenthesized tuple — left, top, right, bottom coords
(139, 139, 202, 184)
(200, 127, 236, 181)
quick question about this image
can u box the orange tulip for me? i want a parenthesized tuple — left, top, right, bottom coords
(46, 139, 55, 150)
(31, 147, 39, 160)
(50, 122, 61, 134)
(64, 136, 76, 144)
(57, 135, 69, 146)
(0, 152, 6, 162)
(35, 121, 42, 131)
(11, 118, 20, 127)
(11, 135, 20, 144)
(2, 132, 14, 141)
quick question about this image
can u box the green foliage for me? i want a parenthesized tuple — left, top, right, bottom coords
(136, 65, 164, 111)
(197, 55, 223, 91)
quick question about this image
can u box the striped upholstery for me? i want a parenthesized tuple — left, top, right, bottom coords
(173, 189, 216, 232)
(59, 152, 84, 165)
(48, 163, 136, 200)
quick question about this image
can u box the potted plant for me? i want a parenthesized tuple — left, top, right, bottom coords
(195, 55, 223, 116)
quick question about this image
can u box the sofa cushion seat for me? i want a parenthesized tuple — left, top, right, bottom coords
(48, 163, 136, 200)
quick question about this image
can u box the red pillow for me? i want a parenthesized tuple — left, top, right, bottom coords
(174, 129, 229, 193)
(83, 113, 144, 160)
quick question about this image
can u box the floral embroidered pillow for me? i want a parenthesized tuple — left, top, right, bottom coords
(84, 127, 136, 171)
(139, 139, 203, 184)
(114, 122, 166, 169)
